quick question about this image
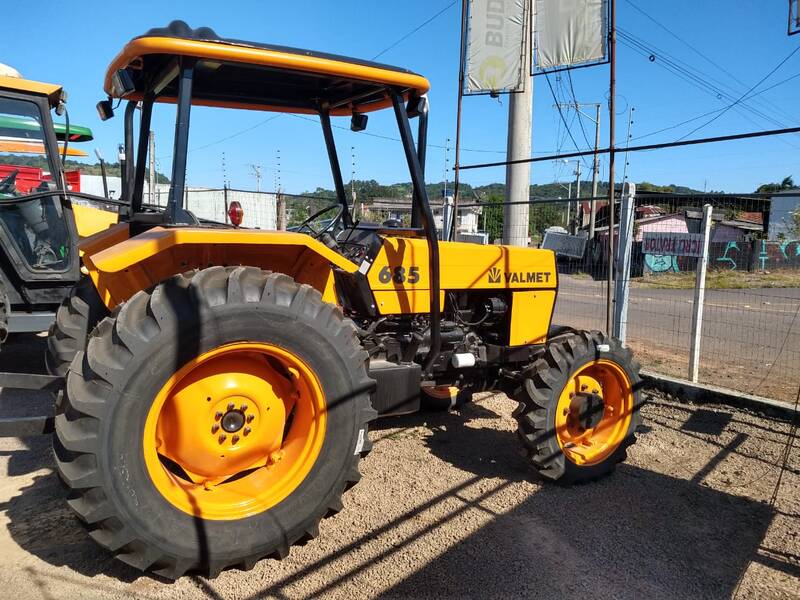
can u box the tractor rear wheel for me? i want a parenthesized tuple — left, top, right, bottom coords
(54, 266, 376, 578)
(511, 331, 642, 484)
(46, 276, 107, 377)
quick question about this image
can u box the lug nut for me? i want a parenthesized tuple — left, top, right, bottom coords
(592, 389, 600, 395)
(246, 414, 255, 423)
(211, 424, 220, 433)
(218, 433, 227, 443)
(215, 411, 223, 420)
(227, 402, 235, 411)
(232, 434, 240, 444)
(240, 404, 248, 412)
(581, 384, 588, 391)
(243, 426, 251, 436)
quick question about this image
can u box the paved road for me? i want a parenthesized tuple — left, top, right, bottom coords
(554, 275, 800, 399)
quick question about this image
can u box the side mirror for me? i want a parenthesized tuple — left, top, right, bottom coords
(110, 68, 136, 97)
(96, 99, 114, 121)
(406, 95, 426, 118)
(55, 90, 68, 116)
(350, 112, 368, 132)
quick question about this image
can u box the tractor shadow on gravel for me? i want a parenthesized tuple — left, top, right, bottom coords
(0, 334, 145, 585)
(371, 396, 783, 599)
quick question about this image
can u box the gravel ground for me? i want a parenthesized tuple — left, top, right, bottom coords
(0, 335, 798, 599)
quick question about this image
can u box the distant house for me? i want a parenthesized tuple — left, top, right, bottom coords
(594, 210, 764, 243)
(767, 189, 800, 240)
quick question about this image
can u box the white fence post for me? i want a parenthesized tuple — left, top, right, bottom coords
(613, 182, 636, 343)
(689, 204, 713, 383)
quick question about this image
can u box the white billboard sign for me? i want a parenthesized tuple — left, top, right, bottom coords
(534, 0, 607, 70)
(464, 0, 527, 93)
(642, 232, 706, 257)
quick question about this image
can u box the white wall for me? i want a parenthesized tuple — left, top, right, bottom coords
(78, 176, 277, 230)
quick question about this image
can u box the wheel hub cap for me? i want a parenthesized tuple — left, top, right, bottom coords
(144, 342, 327, 520)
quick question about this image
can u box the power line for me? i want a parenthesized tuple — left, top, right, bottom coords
(371, 0, 458, 60)
(567, 70, 594, 149)
(623, 0, 800, 124)
(630, 70, 800, 142)
(617, 31, 800, 149)
(458, 124, 800, 171)
(157, 114, 281, 161)
(288, 112, 558, 156)
(544, 72, 590, 167)
(618, 29, 793, 132)
(678, 44, 800, 140)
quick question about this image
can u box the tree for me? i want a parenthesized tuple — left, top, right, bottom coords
(755, 176, 795, 194)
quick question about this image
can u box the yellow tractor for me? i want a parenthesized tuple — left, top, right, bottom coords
(48, 22, 642, 578)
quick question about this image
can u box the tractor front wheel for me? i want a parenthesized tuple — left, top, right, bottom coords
(54, 267, 376, 578)
(512, 331, 642, 484)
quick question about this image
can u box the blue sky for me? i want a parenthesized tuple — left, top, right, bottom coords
(4, 0, 799, 194)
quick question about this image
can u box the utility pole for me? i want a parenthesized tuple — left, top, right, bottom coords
(555, 101, 601, 237)
(590, 103, 601, 239)
(452, 0, 468, 242)
(250, 164, 262, 192)
(606, 0, 617, 336)
(148, 131, 155, 205)
(503, 3, 533, 246)
(573, 160, 581, 234)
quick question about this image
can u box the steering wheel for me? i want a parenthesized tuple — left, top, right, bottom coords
(0, 170, 19, 195)
(296, 204, 344, 239)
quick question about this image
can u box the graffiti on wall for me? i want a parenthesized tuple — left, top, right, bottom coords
(644, 240, 800, 273)
(644, 254, 679, 273)
(716, 241, 743, 270)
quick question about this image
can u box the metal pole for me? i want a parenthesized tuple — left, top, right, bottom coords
(451, 0, 468, 241)
(148, 130, 156, 205)
(613, 182, 635, 343)
(503, 1, 533, 247)
(574, 161, 581, 234)
(223, 184, 229, 224)
(277, 192, 286, 230)
(589, 103, 600, 239)
(606, 0, 617, 335)
(689, 203, 713, 383)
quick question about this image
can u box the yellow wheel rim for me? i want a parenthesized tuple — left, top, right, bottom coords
(554, 359, 633, 466)
(143, 342, 327, 520)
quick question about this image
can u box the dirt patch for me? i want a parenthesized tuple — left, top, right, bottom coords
(0, 381, 797, 598)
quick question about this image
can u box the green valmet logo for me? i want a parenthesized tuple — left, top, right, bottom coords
(488, 267, 552, 284)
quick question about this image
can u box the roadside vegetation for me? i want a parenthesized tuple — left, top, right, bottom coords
(634, 269, 800, 289)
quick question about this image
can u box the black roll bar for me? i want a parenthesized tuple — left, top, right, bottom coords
(389, 89, 440, 374)
(319, 106, 353, 227)
(121, 100, 136, 208)
(411, 96, 428, 229)
(131, 95, 153, 214)
(166, 59, 196, 224)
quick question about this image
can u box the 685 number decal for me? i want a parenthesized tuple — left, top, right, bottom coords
(378, 265, 420, 284)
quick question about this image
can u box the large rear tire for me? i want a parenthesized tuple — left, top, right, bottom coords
(55, 266, 376, 578)
(511, 331, 642, 484)
(46, 276, 107, 377)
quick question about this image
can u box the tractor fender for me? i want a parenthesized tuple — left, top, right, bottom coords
(80, 226, 357, 310)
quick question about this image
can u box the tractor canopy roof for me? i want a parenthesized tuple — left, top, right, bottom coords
(105, 21, 431, 116)
(0, 115, 93, 142)
(0, 75, 63, 107)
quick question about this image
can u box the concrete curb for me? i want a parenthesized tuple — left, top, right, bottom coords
(641, 370, 799, 422)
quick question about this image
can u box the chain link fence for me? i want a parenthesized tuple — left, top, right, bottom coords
(174, 183, 799, 404)
(552, 189, 800, 405)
